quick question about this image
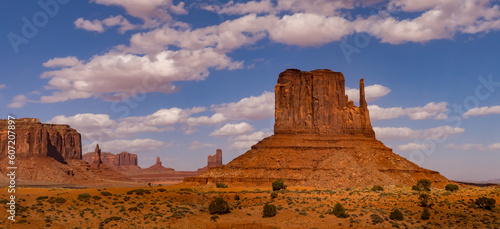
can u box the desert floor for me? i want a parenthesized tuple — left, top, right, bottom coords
(0, 183, 499, 229)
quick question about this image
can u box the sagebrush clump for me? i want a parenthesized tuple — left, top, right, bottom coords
(417, 179, 431, 191)
(216, 183, 228, 188)
(421, 208, 431, 220)
(475, 197, 496, 210)
(327, 203, 349, 218)
(272, 179, 287, 191)
(271, 192, 278, 199)
(262, 203, 277, 218)
(371, 185, 384, 192)
(445, 184, 459, 192)
(209, 198, 230, 215)
(389, 209, 403, 220)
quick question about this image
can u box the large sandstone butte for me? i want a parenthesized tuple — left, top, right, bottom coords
(0, 119, 131, 185)
(0, 118, 81, 163)
(186, 69, 451, 188)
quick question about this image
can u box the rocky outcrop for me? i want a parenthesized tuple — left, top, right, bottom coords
(83, 151, 138, 167)
(274, 69, 375, 138)
(207, 149, 223, 168)
(185, 69, 451, 188)
(91, 144, 102, 169)
(0, 118, 81, 163)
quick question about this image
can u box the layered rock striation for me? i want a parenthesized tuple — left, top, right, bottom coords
(185, 69, 451, 188)
(274, 69, 374, 137)
(0, 118, 81, 163)
(0, 118, 132, 184)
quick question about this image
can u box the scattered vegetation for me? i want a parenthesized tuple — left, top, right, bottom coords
(411, 185, 421, 191)
(209, 198, 230, 215)
(445, 184, 459, 192)
(416, 179, 431, 191)
(421, 208, 431, 220)
(234, 194, 240, 200)
(100, 191, 112, 196)
(262, 203, 277, 218)
(419, 193, 433, 208)
(77, 193, 92, 202)
(126, 189, 151, 195)
(475, 197, 496, 210)
(371, 185, 384, 192)
(389, 209, 403, 220)
(216, 183, 228, 188)
(272, 179, 287, 191)
(326, 203, 349, 218)
(271, 192, 278, 199)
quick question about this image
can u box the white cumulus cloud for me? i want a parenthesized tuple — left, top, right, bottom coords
(346, 84, 391, 102)
(463, 105, 500, 117)
(368, 102, 448, 121)
(374, 125, 464, 140)
(397, 143, 432, 151)
(210, 122, 254, 136)
(212, 91, 275, 121)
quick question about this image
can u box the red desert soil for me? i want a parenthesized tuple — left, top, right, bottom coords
(1, 183, 499, 229)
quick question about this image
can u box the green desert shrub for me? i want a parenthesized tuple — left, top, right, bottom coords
(419, 193, 433, 208)
(389, 209, 403, 220)
(417, 179, 431, 191)
(262, 203, 277, 218)
(216, 183, 228, 188)
(271, 192, 278, 199)
(100, 191, 112, 196)
(77, 193, 92, 201)
(234, 194, 240, 200)
(412, 185, 421, 191)
(37, 196, 49, 201)
(371, 185, 384, 192)
(475, 197, 496, 210)
(209, 198, 230, 215)
(126, 189, 151, 195)
(272, 179, 287, 191)
(48, 197, 66, 204)
(445, 184, 459, 192)
(326, 203, 349, 218)
(421, 208, 431, 220)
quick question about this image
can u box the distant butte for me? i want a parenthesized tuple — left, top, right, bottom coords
(185, 69, 451, 188)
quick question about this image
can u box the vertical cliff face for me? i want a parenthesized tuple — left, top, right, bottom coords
(274, 69, 375, 138)
(0, 118, 82, 163)
(207, 149, 222, 168)
(115, 152, 138, 166)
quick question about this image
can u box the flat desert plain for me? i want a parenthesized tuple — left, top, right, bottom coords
(1, 184, 499, 228)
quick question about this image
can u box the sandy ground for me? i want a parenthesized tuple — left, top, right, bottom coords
(0, 183, 499, 229)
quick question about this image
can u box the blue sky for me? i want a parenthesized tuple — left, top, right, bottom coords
(1, 0, 500, 182)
